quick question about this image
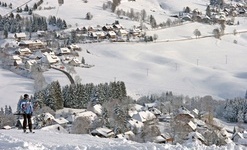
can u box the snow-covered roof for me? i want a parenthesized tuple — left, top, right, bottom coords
(128, 118, 144, 130)
(68, 44, 80, 49)
(19, 40, 43, 45)
(188, 121, 197, 131)
(132, 104, 143, 111)
(128, 110, 138, 117)
(132, 111, 156, 122)
(42, 52, 59, 64)
(26, 60, 37, 66)
(193, 119, 206, 127)
(113, 24, 123, 29)
(149, 107, 161, 115)
(192, 109, 199, 115)
(116, 131, 134, 139)
(2, 125, 11, 130)
(70, 58, 80, 64)
(19, 48, 31, 53)
(152, 135, 166, 143)
(96, 31, 106, 37)
(44, 112, 55, 121)
(91, 127, 114, 137)
(41, 124, 68, 134)
(119, 29, 128, 34)
(144, 103, 157, 108)
(15, 32, 26, 38)
(93, 104, 102, 115)
(232, 132, 244, 139)
(75, 111, 97, 121)
(53, 117, 69, 125)
(107, 31, 116, 36)
(177, 106, 194, 118)
(188, 132, 205, 142)
(59, 47, 71, 54)
(29, 50, 43, 59)
(11, 55, 21, 60)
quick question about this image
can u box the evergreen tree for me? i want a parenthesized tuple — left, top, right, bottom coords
(24, 4, 29, 11)
(33, 3, 37, 10)
(141, 9, 147, 21)
(51, 81, 64, 110)
(9, 3, 12, 9)
(3, 30, 8, 38)
(0, 107, 4, 115)
(8, 106, 12, 114)
(4, 105, 8, 115)
(206, 5, 211, 17)
(28, 9, 32, 15)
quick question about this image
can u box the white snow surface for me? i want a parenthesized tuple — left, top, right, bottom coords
(0, 129, 246, 150)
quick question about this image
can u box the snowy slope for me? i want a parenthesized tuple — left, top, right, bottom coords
(0, 129, 246, 150)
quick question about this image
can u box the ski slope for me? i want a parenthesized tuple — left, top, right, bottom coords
(0, 129, 245, 150)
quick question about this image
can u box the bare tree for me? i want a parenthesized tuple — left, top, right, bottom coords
(31, 63, 47, 92)
(213, 28, 221, 39)
(71, 116, 91, 134)
(153, 34, 158, 41)
(193, 29, 201, 38)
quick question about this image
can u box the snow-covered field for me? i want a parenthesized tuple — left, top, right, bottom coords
(0, 129, 246, 150)
(1, 0, 247, 149)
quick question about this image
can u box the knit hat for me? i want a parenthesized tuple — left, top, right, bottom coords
(24, 94, 29, 98)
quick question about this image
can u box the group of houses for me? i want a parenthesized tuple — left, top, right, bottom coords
(177, 2, 247, 25)
(5, 99, 246, 146)
(73, 21, 143, 42)
(1, 32, 83, 72)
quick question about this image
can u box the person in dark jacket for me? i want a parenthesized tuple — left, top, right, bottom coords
(18, 94, 33, 133)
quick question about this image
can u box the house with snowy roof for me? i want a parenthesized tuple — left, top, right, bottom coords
(68, 44, 81, 51)
(74, 111, 98, 122)
(25, 59, 37, 70)
(127, 118, 144, 133)
(151, 133, 173, 144)
(29, 50, 43, 59)
(17, 48, 32, 56)
(14, 32, 26, 41)
(52, 117, 69, 128)
(41, 124, 68, 134)
(106, 31, 117, 39)
(9, 55, 23, 67)
(42, 52, 60, 64)
(116, 131, 135, 140)
(18, 40, 45, 50)
(57, 47, 71, 55)
(187, 132, 206, 145)
(68, 58, 80, 66)
(232, 132, 244, 143)
(92, 104, 102, 116)
(91, 127, 114, 138)
(174, 106, 194, 123)
(132, 110, 156, 124)
(118, 29, 128, 37)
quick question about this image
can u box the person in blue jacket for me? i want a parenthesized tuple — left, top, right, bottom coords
(18, 94, 33, 133)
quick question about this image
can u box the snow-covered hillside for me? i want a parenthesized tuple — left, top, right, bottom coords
(0, 129, 245, 150)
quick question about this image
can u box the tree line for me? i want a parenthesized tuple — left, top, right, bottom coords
(34, 81, 127, 111)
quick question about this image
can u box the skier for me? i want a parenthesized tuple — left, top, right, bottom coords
(18, 94, 33, 133)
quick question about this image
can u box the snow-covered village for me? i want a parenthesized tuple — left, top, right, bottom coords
(1, 0, 247, 149)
